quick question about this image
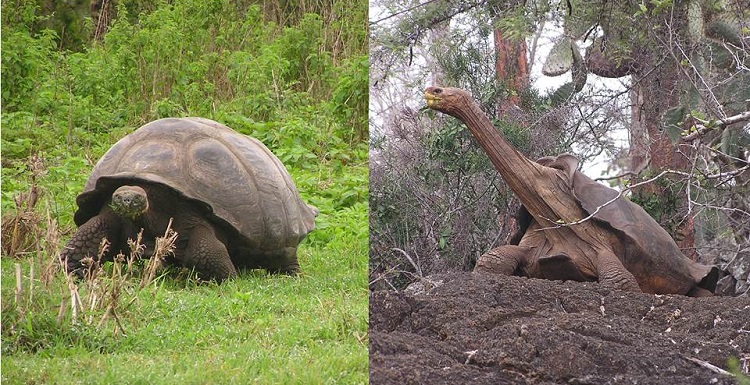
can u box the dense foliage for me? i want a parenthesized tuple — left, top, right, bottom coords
(2, 0, 367, 221)
(2, 0, 368, 241)
(1, 0, 368, 383)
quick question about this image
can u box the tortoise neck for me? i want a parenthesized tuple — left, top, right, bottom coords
(450, 101, 539, 192)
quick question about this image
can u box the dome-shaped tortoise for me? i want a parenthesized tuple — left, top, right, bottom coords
(61, 117, 317, 282)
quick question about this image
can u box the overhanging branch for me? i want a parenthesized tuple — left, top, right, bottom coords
(681, 110, 750, 142)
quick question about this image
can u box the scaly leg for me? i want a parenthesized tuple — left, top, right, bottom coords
(595, 250, 640, 292)
(183, 224, 237, 282)
(61, 208, 125, 277)
(475, 245, 532, 276)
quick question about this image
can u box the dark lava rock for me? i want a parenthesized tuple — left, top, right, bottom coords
(370, 272, 750, 385)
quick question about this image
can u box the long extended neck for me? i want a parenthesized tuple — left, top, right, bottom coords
(451, 101, 544, 196)
(445, 96, 618, 252)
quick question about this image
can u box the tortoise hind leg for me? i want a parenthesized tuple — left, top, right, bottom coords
(228, 247, 300, 276)
(595, 250, 640, 292)
(475, 245, 532, 276)
(263, 247, 301, 275)
(183, 224, 237, 282)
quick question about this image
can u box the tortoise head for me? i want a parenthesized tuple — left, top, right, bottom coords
(110, 185, 149, 220)
(424, 87, 474, 118)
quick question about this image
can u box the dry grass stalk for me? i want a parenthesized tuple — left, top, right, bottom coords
(41, 204, 63, 285)
(55, 220, 176, 334)
(15, 263, 22, 304)
(27, 262, 34, 304)
(1, 155, 44, 259)
(97, 252, 127, 334)
(141, 218, 177, 288)
(126, 230, 145, 275)
(69, 280, 82, 325)
(56, 292, 67, 325)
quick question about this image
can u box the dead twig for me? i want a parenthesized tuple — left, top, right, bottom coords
(684, 356, 734, 377)
(15, 264, 22, 305)
(141, 218, 177, 288)
(391, 247, 423, 277)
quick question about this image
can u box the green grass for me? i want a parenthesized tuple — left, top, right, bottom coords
(1, 203, 368, 384)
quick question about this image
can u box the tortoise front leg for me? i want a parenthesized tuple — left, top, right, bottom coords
(182, 224, 237, 282)
(595, 250, 640, 292)
(474, 245, 533, 276)
(61, 208, 125, 277)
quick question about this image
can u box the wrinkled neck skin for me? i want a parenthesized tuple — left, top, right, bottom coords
(444, 97, 548, 210)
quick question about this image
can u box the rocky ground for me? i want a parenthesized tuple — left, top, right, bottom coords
(370, 272, 750, 385)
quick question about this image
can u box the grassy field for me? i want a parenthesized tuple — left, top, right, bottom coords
(1, 0, 369, 383)
(1, 220, 368, 384)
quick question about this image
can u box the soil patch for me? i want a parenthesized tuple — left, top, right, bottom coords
(370, 272, 750, 385)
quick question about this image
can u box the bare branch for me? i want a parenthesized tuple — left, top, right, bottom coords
(681, 111, 750, 141)
(391, 247, 424, 277)
(594, 171, 637, 182)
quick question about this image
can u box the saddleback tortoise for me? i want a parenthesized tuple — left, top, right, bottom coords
(61, 117, 317, 282)
(424, 86, 719, 296)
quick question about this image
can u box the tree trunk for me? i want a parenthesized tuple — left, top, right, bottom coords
(490, 0, 529, 116)
(427, 20, 449, 89)
(493, 28, 529, 116)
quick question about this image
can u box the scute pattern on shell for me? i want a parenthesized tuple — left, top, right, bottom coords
(75, 117, 316, 251)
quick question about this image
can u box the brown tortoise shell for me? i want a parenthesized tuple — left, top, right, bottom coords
(74, 117, 317, 252)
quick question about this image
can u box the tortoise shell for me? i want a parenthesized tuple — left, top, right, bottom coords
(74, 117, 317, 251)
(510, 154, 718, 294)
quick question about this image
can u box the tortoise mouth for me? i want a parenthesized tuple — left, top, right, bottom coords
(424, 87, 444, 108)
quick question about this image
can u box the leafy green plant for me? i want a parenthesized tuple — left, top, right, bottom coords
(328, 55, 369, 141)
(727, 357, 750, 385)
